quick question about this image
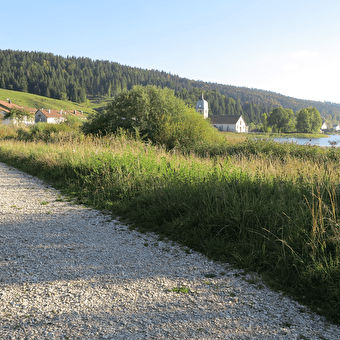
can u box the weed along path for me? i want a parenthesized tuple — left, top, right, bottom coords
(0, 162, 339, 340)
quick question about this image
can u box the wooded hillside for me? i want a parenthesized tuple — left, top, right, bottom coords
(1, 49, 340, 124)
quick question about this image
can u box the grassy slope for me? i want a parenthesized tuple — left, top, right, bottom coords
(0, 88, 99, 115)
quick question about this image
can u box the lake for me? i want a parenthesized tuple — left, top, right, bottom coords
(273, 134, 340, 147)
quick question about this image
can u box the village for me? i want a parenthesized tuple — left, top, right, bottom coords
(2, 94, 338, 134)
(0, 99, 86, 126)
(0, 94, 251, 133)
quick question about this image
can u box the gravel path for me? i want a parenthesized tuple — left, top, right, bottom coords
(0, 161, 339, 340)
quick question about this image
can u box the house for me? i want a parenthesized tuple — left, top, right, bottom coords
(0, 100, 35, 126)
(209, 115, 248, 133)
(35, 109, 66, 124)
(196, 94, 209, 119)
(35, 109, 86, 124)
(0, 99, 22, 111)
(0, 98, 85, 125)
(195, 95, 247, 132)
(0, 107, 9, 123)
(63, 110, 86, 120)
(0, 100, 22, 123)
(320, 121, 327, 131)
(0, 106, 8, 117)
(3, 115, 35, 126)
(333, 124, 340, 131)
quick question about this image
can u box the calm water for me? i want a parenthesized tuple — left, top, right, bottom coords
(273, 135, 340, 147)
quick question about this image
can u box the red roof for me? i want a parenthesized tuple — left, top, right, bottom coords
(0, 100, 22, 110)
(1, 99, 83, 119)
(38, 109, 63, 118)
(64, 110, 83, 116)
(209, 115, 244, 125)
(26, 108, 37, 114)
(0, 107, 10, 113)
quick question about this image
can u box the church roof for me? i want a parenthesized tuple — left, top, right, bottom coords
(209, 115, 243, 125)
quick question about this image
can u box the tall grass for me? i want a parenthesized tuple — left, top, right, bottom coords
(0, 132, 340, 323)
(0, 124, 19, 139)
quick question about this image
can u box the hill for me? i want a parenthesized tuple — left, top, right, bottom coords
(0, 88, 97, 115)
(1, 49, 340, 125)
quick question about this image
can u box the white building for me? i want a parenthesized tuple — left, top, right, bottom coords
(0, 100, 35, 126)
(195, 95, 248, 132)
(210, 115, 248, 133)
(35, 109, 66, 124)
(196, 93, 209, 119)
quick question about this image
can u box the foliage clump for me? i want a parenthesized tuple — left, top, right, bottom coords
(4, 107, 34, 120)
(295, 107, 323, 133)
(16, 123, 80, 142)
(82, 85, 225, 151)
(262, 106, 322, 133)
(266, 107, 295, 133)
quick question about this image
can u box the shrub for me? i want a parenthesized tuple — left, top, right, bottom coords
(0, 124, 19, 139)
(82, 85, 225, 151)
(17, 123, 79, 142)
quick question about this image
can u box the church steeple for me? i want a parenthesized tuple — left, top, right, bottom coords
(196, 93, 209, 119)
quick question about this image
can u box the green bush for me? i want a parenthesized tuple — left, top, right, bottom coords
(82, 85, 225, 151)
(17, 123, 78, 142)
(0, 124, 19, 140)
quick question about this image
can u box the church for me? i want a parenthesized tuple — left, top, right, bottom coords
(195, 93, 209, 119)
(196, 94, 248, 133)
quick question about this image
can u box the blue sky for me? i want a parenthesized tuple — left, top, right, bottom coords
(2, 0, 340, 103)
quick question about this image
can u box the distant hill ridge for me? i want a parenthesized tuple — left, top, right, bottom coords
(1, 49, 339, 124)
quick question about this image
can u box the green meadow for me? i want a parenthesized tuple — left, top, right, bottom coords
(0, 88, 99, 115)
(0, 125, 340, 324)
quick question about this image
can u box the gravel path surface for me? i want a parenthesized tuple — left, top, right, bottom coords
(0, 161, 339, 340)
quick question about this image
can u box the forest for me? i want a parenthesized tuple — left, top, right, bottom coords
(1, 49, 340, 126)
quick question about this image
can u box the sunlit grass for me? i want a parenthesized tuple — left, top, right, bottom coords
(0, 131, 340, 324)
(0, 88, 96, 114)
(221, 132, 249, 144)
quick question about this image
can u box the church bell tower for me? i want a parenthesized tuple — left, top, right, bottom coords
(196, 93, 209, 119)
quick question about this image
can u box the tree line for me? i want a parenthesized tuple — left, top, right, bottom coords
(261, 107, 323, 134)
(1, 49, 340, 125)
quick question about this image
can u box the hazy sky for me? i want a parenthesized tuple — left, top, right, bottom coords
(2, 0, 340, 103)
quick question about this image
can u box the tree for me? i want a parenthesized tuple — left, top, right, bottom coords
(4, 107, 33, 120)
(296, 107, 322, 133)
(261, 113, 268, 132)
(309, 107, 323, 133)
(82, 85, 224, 150)
(267, 107, 295, 132)
(63, 114, 83, 128)
(2, 49, 340, 124)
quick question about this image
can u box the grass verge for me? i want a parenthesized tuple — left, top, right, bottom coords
(0, 134, 339, 324)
